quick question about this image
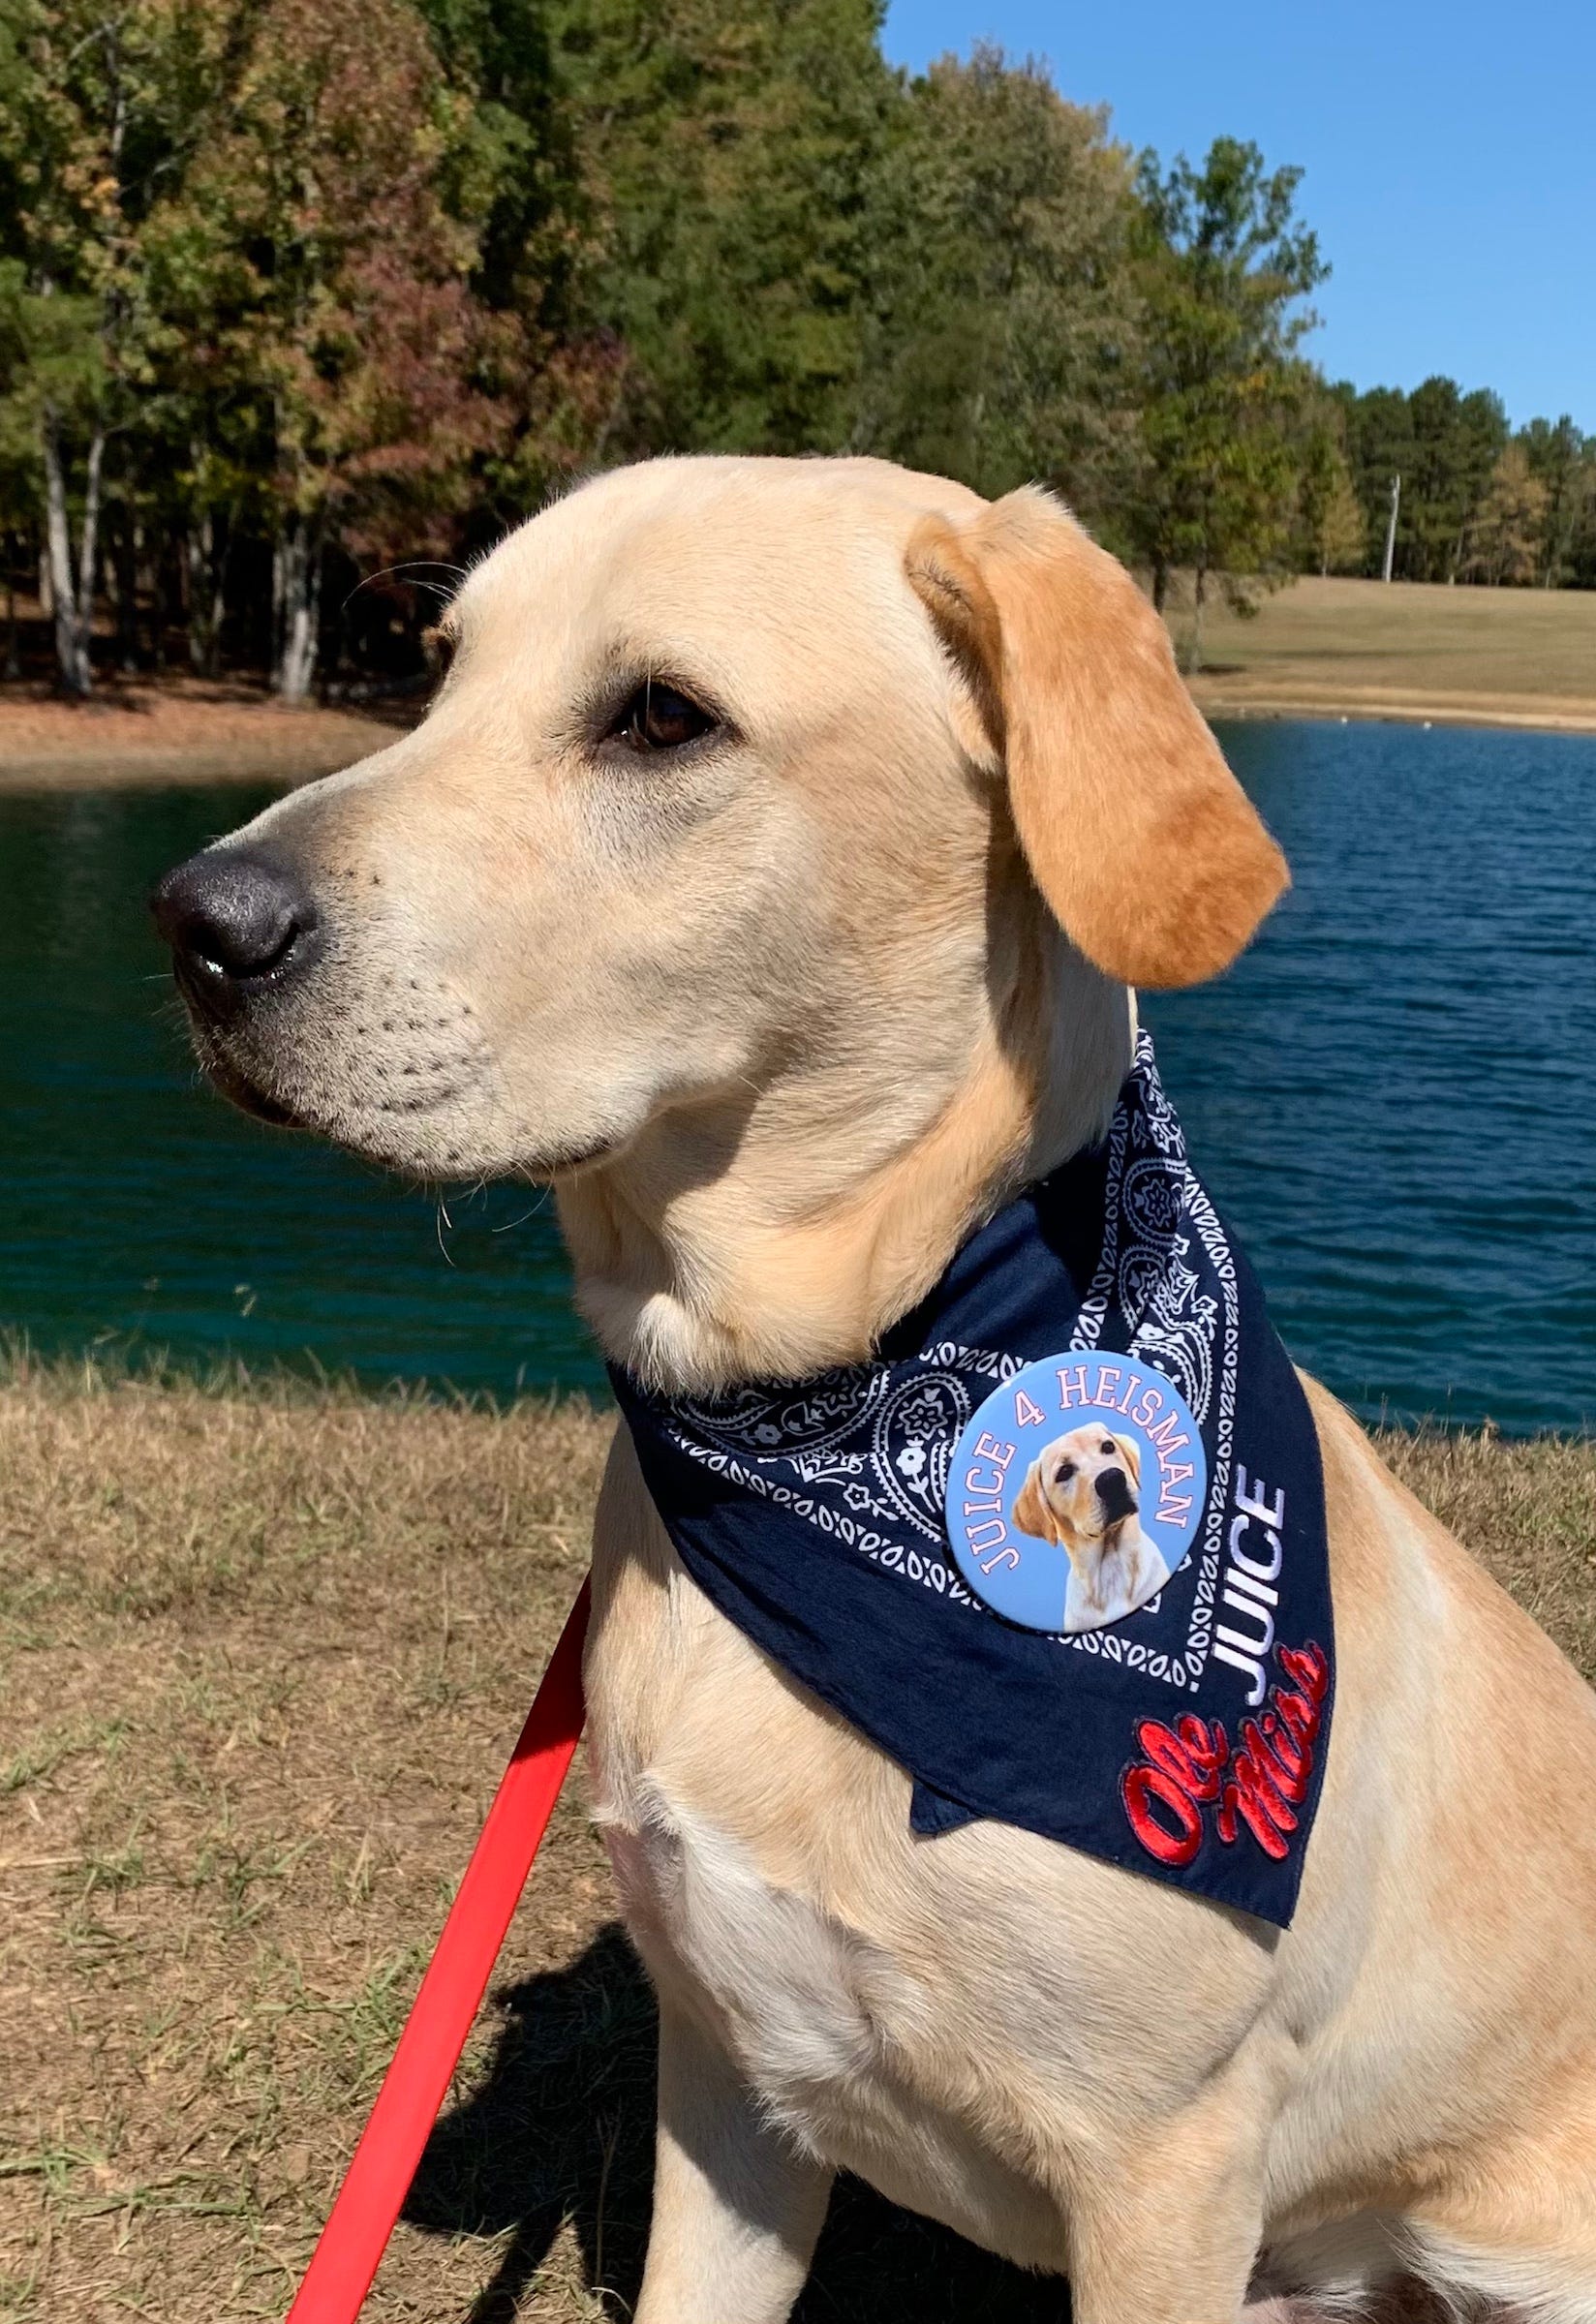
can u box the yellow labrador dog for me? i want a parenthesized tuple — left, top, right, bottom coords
(152, 457, 1596, 2324)
(1012, 1425, 1170, 1631)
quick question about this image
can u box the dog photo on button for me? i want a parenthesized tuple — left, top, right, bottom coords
(947, 1352, 1208, 1636)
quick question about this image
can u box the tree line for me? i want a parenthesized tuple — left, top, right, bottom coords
(2, 0, 1591, 700)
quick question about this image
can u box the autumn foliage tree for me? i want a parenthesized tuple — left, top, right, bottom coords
(166, 0, 517, 696)
(0, 10, 1589, 699)
(1460, 444, 1549, 586)
(0, 0, 602, 693)
(0, 0, 219, 692)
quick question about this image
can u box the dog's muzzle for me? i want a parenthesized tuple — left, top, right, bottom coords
(1094, 1467, 1136, 1521)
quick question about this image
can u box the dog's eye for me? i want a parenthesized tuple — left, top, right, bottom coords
(1100, 1441, 1116, 1456)
(611, 680, 718, 753)
(1056, 1460, 1076, 1483)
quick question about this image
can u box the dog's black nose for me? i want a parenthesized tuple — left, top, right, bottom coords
(1095, 1466, 1134, 1518)
(150, 847, 320, 1012)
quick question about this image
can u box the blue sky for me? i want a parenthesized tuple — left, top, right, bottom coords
(881, 3, 1595, 432)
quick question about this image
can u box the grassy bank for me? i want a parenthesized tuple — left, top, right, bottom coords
(1, 1369, 1593, 2321)
(1182, 573, 1596, 732)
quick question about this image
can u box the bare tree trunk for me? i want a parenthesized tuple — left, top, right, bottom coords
(1446, 513, 1469, 586)
(40, 405, 106, 696)
(42, 407, 90, 694)
(113, 514, 140, 674)
(273, 515, 321, 701)
(154, 539, 179, 670)
(78, 425, 106, 655)
(184, 445, 233, 678)
(4, 561, 18, 682)
(1151, 559, 1170, 615)
(204, 523, 230, 678)
(186, 517, 211, 673)
(1188, 566, 1208, 675)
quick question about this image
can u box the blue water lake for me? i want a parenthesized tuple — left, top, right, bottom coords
(2, 718, 1592, 1432)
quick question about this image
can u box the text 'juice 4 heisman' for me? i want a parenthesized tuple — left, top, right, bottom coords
(944, 1353, 1207, 1635)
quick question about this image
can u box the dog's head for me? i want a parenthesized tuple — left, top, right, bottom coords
(150, 456, 1285, 1377)
(1011, 1426, 1143, 1566)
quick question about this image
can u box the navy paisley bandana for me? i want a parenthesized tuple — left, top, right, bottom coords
(609, 1037, 1334, 1928)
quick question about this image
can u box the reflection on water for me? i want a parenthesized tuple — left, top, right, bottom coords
(0, 782, 601, 1394)
(1147, 719, 1596, 1434)
(2, 718, 1593, 1431)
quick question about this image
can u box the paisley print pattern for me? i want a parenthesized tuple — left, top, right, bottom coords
(612, 1033, 1333, 1925)
(653, 1037, 1240, 1690)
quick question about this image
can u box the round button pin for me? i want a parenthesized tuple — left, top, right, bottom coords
(944, 1353, 1207, 1635)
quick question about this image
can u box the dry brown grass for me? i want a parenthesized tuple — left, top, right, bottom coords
(0, 1364, 1591, 2322)
(1376, 1426, 1596, 1678)
(0, 1366, 615, 2323)
(1176, 574, 1596, 730)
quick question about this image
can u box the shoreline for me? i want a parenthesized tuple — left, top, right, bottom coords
(6, 574, 1596, 785)
(3, 684, 1595, 792)
(0, 686, 415, 793)
(1187, 684, 1596, 737)
(1, 1346, 1582, 1441)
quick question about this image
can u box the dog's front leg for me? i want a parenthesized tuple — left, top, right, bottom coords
(634, 1997, 834, 2324)
(1063, 2085, 1272, 2324)
(1066, 2183, 1262, 2324)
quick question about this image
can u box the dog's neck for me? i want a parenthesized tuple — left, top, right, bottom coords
(556, 908, 1135, 1394)
(1074, 1519, 1141, 1607)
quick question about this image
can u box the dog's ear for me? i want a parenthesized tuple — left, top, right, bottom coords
(905, 487, 1288, 989)
(1012, 1462, 1053, 1543)
(1116, 1432, 1142, 1487)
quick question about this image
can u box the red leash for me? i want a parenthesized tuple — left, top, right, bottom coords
(284, 1577, 592, 2324)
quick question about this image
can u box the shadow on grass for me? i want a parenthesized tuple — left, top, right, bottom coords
(405, 1922, 1071, 2321)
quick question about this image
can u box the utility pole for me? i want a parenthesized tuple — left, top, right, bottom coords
(1381, 473, 1401, 583)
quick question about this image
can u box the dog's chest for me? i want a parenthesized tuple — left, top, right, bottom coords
(597, 1768, 1069, 2269)
(600, 1779, 908, 2114)
(586, 1492, 1165, 2268)
(589, 1557, 912, 2114)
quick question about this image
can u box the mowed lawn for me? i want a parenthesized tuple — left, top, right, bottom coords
(1175, 574, 1596, 728)
(2, 1369, 1594, 2323)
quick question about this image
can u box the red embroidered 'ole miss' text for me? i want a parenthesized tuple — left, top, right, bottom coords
(1120, 1642, 1329, 1868)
